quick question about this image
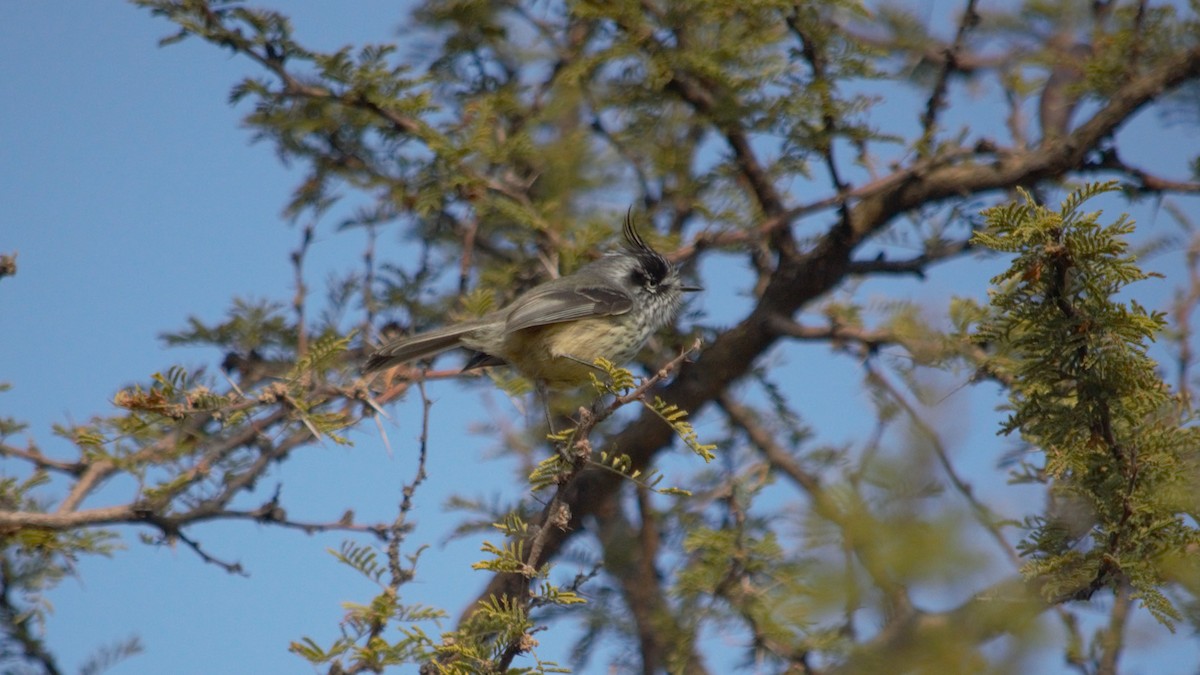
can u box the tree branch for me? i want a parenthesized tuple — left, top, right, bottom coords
(0, 443, 82, 476)
(845, 238, 974, 278)
(864, 363, 1021, 567)
(0, 555, 62, 675)
(1083, 147, 1200, 195)
(833, 575, 1048, 674)
(472, 342, 700, 670)
(917, 0, 981, 156)
(593, 487, 710, 675)
(717, 394, 909, 609)
(459, 42, 1200, 635)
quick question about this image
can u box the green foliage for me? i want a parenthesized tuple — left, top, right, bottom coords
(675, 526, 814, 648)
(474, 539, 536, 576)
(973, 182, 1200, 624)
(77, 635, 145, 675)
(290, 540, 447, 670)
(160, 298, 293, 353)
(642, 397, 717, 462)
(330, 539, 391, 584)
(433, 595, 551, 674)
(526, 450, 571, 491)
(588, 357, 636, 394)
(529, 443, 687, 496)
(289, 333, 353, 378)
(0, 470, 127, 674)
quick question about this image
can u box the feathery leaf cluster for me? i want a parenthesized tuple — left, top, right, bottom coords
(974, 183, 1200, 625)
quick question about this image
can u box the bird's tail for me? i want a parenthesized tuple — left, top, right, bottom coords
(364, 321, 487, 373)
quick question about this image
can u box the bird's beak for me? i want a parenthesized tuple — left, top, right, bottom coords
(681, 285, 703, 293)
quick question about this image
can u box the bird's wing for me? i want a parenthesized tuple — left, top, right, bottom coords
(504, 283, 633, 332)
(364, 321, 485, 372)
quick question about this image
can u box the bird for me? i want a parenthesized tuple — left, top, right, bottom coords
(364, 211, 700, 393)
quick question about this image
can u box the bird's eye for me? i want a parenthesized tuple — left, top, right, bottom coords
(630, 268, 655, 289)
(631, 265, 667, 291)
(631, 254, 669, 291)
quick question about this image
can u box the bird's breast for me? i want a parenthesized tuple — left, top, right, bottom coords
(496, 316, 650, 388)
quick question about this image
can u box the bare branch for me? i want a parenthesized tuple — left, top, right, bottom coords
(291, 223, 314, 358)
(1096, 583, 1133, 675)
(864, 363, 1021, 566)
(917, 0, 981, 156)
(461, 341, 701, 631)
(388, 380, 431, 587)
(717, 394, 912, 610)
(151, 524, 245, 576)
(845, 239, 974, 278)
(1084, 147, 1200, 195)
(0, 443, 82, 476)
(765, 315, 896, 353)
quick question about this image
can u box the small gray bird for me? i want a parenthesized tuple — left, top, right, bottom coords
(364, 212, 700, 389)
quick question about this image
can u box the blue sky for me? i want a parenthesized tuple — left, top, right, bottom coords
(3, 2, 1199, 673)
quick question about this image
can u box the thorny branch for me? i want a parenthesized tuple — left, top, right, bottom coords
(333, 382, 433, 675)
(484, 341, 700, 672)
(0, 378, 394, 574)
(917, 0, 980, 156)
(0, 443, 82, 476)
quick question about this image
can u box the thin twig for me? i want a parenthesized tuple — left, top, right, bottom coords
(0, 443, 83, 475)
(292, 223, 314, 359)
(491, 342, 700, 672)
(845, 238, 974, 277)
(362, 223, 379, 343)
(864, 362, 1022, 566)
(917, 0, 981, 156)
(1083, 148, 1200, 195)
(1096, 582, 1132, 675)
(155, 524, 246, 576)
(389, 380, 432, 587)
